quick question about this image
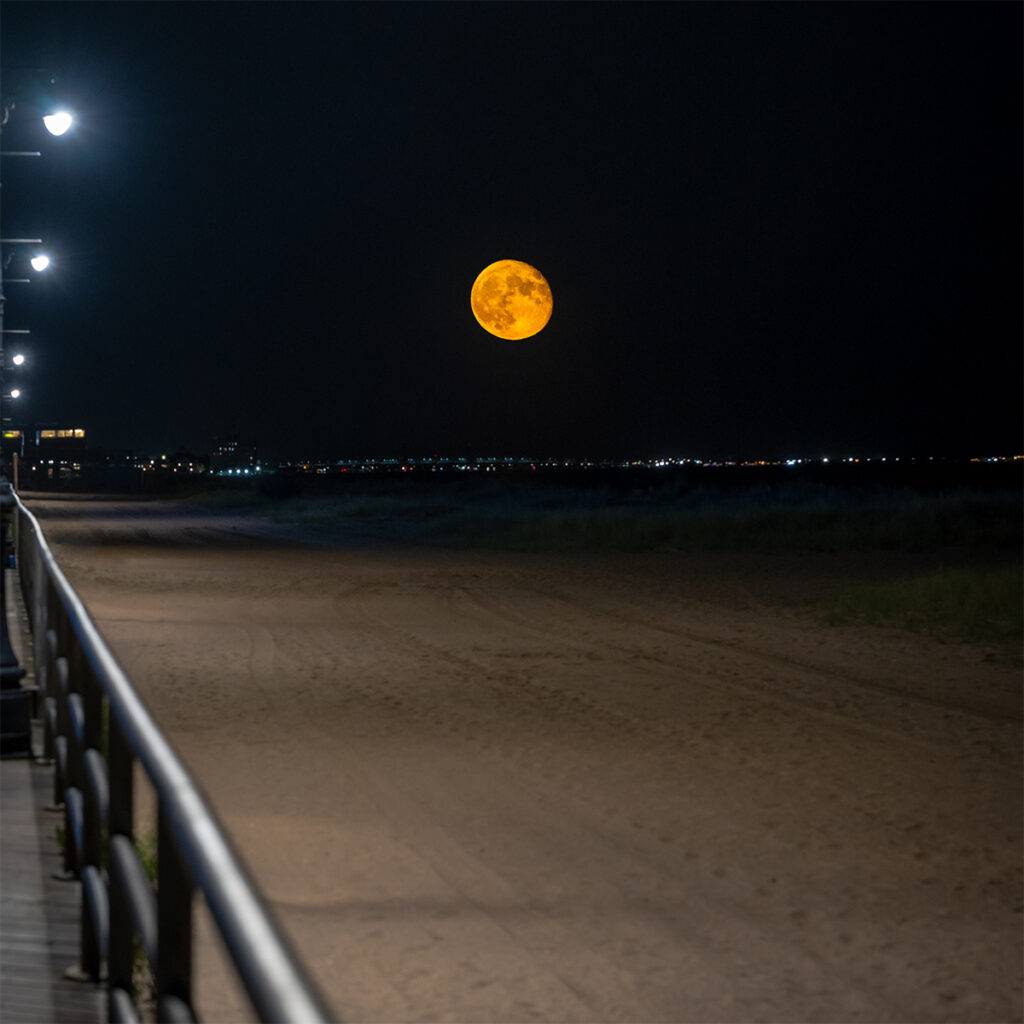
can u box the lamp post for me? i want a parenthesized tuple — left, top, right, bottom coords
(0, 66, 73, 476)
(0, 241, 50, 476)
(0, 68, 73, 757)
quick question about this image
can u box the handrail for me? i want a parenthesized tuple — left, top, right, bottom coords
(10, 490, 336, 1023)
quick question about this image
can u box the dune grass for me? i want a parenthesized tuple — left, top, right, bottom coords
(191, 476, 1021, 657)
(408, 483, 1020, 557)
(194, 477, 1021, 556)
(821, 565, 1022, 664)
(459, 489, 1020, 554)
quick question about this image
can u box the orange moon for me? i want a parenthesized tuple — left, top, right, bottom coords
(471, 259, 553, 340)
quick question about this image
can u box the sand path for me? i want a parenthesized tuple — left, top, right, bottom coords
(26, 498, 1022, 1023)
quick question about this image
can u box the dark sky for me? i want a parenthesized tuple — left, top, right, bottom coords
(2, 1, 1020, 462)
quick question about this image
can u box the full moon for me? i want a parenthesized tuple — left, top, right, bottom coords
(471, 259, 553, 340)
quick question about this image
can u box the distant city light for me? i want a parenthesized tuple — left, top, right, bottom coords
(43, 110, 73, 136)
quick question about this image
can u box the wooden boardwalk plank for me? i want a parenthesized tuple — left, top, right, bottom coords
(1, 755, 105, 1024)
(3, 564, 105, 1024)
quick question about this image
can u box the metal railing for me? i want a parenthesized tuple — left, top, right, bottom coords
(10, 489, 335, 1023)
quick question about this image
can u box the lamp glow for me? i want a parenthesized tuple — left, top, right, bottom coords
(9, 389, 21, 399)
(12, 354, 26, 366)
(43, 110, 73, 136)
(30, 253, 51, 272)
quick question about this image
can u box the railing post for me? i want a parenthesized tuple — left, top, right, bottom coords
(52, 655, 70, 810)
(108, 841, 138, 1019)
(108, 709, 133, 842)
(63, 692, 89, 888)
(107, 712, 137, 1014)
(67, 693, 86, 796)
(76, 866, 109, 984)
(78, 647, 104, 755)
(30, 540, 48, 662)
(157, 804, 194, 1019)
(41, 628, 58, 763)
(78, 748, 109, 980)
(63, 786, 83, 879)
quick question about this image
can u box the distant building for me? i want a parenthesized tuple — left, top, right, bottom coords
(34, 425, 87, 453)
(137, 451, 209, 476)
(18, 425, 88, 484)
(210, 435, 260, 476)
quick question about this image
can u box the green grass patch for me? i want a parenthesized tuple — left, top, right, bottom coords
(821, 564, 1023, 662)
(134, 830, 158, 882)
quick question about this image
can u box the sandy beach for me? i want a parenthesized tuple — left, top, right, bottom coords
(25, 496, 1022, 1023)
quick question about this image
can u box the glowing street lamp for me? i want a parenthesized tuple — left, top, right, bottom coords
(0, 68, 76, 749)
(43, 110, 73, 137)
(1, 76, 71, 474)
(2, 70, 75, 143)
(0, 239, 54, 279)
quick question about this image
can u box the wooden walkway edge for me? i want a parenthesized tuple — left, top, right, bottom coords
(1, 755, 105, 1024)
(1, 563, 105, 1024)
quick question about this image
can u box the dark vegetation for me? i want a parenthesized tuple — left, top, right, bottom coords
(198, 461, 1019, 553)
(29, 461, 1012, 659)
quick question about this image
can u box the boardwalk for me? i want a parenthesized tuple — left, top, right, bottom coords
(1, 565, 104, 1024)
(0, 757, 105, 1024)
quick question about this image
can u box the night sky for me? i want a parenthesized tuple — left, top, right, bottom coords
(2, 2, 1020, 463)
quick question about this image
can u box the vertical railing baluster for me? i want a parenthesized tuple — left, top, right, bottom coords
(52, 657, 70, 816)
(108, 711, 136, 1012)
(32, 541, 46, 654)
(157, 805, 194, 1018)
(108, 707, 133, 839)
(64, 689, 88, 884)
(81, 650, 103, 754)
(80, 748, 109, 980)
(41, 628, 58, 762)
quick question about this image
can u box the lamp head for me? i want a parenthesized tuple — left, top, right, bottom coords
(43, 110, 73, 136)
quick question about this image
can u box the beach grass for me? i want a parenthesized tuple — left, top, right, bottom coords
(199, 477, 1021, 555)
(191, 475, 1021, 658)
(456, 489, 1020, 554)
(821, 565, 1022, 664)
